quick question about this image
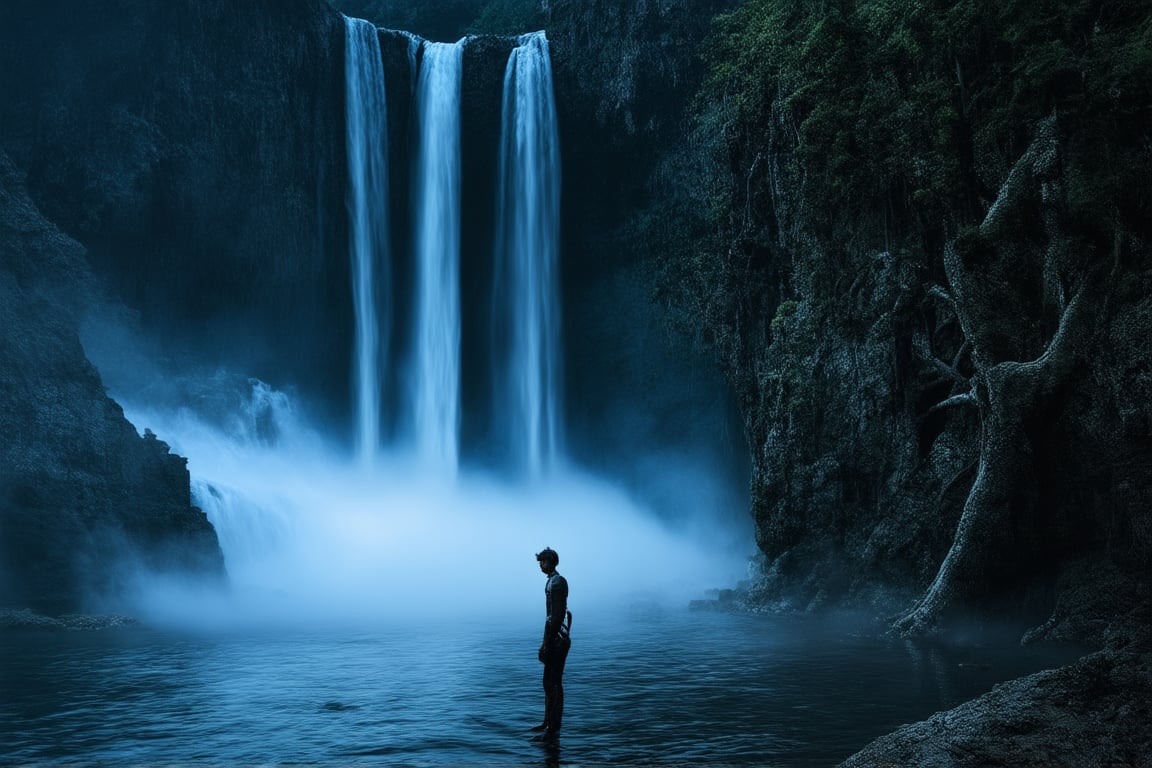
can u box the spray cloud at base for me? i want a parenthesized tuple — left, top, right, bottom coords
(113, 377, 749, 629)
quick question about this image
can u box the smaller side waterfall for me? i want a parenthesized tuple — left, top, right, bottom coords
(344, 17, 391, 465)
(411, 41, 464, 474)
(492, 32, 563, 477)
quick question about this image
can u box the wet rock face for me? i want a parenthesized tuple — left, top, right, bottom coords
(732, 128, 1152, 624)
(547, 0, 732, 142)
(538, 0, 753, 504)
(546, 0, 736, 234)
(627, 1, 1152, 634)
(0, 0, 352, 409)
(0, 0, 343, 611)
(0, 155, 223, 613)
(0, 0, 349, 611)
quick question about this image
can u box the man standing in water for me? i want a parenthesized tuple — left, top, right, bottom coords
(535, 547, 570, 739)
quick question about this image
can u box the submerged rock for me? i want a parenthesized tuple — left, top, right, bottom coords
(839, 646, 1152, 768)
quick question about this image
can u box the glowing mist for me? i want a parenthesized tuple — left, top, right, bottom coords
(119, 382, 745, 629)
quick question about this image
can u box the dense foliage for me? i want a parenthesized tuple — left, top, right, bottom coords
(646, 0, 1152, 623)
(711, 0, 1149, 226)
(658, 0, 1152, 382)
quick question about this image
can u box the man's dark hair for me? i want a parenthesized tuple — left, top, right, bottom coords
(536, 547, 559, 566)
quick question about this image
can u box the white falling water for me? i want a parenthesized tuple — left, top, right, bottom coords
(344, 17, 391, 465)
(493, 32, 563, 477)
(411, 41, 464, 474)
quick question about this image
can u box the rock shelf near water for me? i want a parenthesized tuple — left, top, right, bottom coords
(840, 645, 1152, 768)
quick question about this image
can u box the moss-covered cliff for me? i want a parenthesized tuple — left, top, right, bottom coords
(647, 0, 1152, 637)
(552, 1, 1152, 760)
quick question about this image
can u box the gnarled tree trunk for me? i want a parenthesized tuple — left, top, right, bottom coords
(896, 117, 1116, 636)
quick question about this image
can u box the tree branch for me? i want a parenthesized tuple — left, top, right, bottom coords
(929, 391, 978, 414)
(927, 284, 956, 313)
(950, 340, 971, 371)
(913, 329, 968, 385)
(980, 115, 1058, 238)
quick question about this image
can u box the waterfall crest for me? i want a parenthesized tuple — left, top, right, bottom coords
(493, 32, 563, 477)
(344, 17, 391, 466)
(411, 41, 464, 475)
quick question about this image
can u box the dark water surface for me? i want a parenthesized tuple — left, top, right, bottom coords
(1, 608, 1083, 767)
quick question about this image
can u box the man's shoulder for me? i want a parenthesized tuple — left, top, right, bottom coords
(549, 572, 568, 590)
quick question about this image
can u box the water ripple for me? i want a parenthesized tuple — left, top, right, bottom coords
(0, 609, 1084, 767)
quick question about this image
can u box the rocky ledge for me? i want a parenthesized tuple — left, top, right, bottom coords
(840, 645, 1152, 768)
(837, 598, 1152, 767)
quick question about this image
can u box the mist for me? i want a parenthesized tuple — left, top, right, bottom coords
(101, 366, 750, 631)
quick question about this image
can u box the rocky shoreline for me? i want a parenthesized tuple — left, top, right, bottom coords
(688, 563, 1152, 767)
(841, 642, 1152, 768)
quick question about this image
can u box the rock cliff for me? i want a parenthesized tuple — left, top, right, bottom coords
(0, 153, 223, 612)
(541, 0, 1151, 762)
(1, 0, 351, 408)
(559, 0, 1152, 644)
(0, 0, 351, 611)
(637, 0, 1151, 638)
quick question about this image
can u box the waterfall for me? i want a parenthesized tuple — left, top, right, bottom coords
(193, 478, 294, 586)
(344, 17, 391, 465)
(493, 32, 563, 477)
(341, 29, 563, 476)
(411, 41, 463, 474)
(399, 31, 421, 93)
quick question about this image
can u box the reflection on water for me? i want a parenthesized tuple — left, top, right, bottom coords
(0, 608, 1083, 767)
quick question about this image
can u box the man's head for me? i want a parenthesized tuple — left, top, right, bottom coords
(536, 547, 559, 573)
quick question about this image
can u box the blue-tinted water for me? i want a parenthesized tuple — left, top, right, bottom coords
(0, 608, 1082, 767)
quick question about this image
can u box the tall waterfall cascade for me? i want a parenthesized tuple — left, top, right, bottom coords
(493, 31, 564, 477)
(343, 25, 563, 478)
(344, 17, 391, 466)
(411, 41, 464, 475)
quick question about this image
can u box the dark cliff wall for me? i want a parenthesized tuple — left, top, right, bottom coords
(0, 0, 347, 610)
(545, 0, 752, 526)
(538, 0, 1150, 640)
(0, 154, 223, 612)
(644, 0, 1151, 638)
(0, 0, 351, 416)
(541, 8, 1150, 759)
